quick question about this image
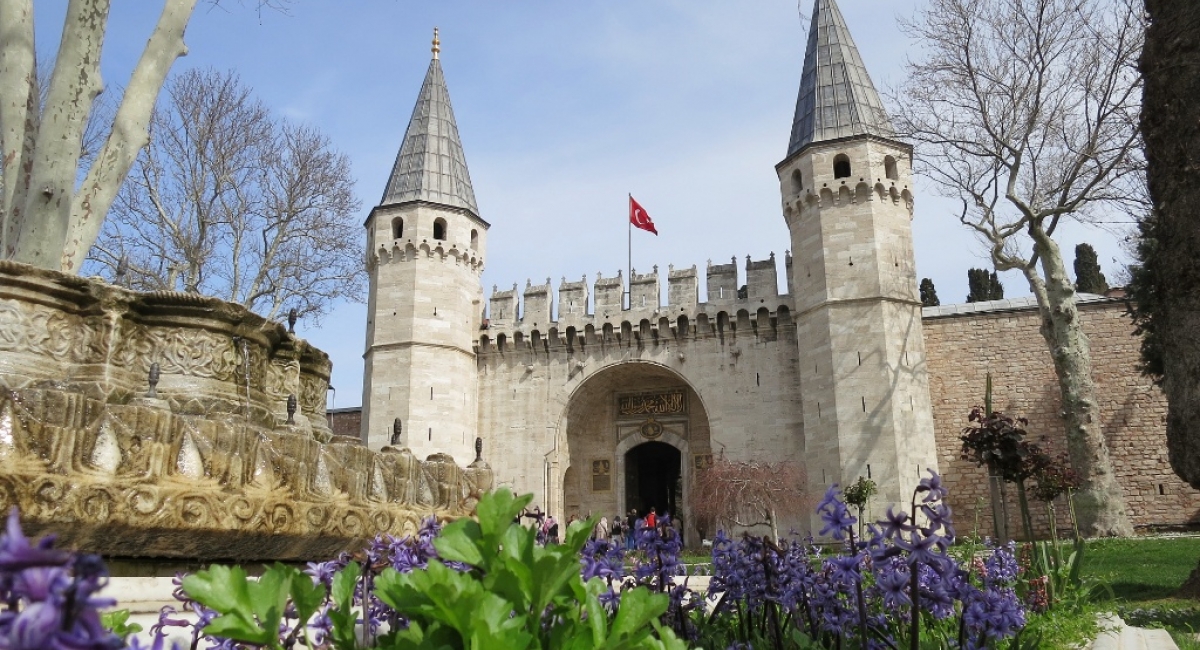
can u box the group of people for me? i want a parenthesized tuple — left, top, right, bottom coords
(517, 505, 677, 547)
(516, 506, 560, 545)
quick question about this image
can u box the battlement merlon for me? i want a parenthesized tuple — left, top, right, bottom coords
(479, 254, 795, 344)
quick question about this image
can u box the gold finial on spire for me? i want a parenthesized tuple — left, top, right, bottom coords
(432, 27, 440, 59)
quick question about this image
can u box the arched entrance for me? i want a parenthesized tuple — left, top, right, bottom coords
(559, 361, 712, 545)
(625, 441, 681, 518)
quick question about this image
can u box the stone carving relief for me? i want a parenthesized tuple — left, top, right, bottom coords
(0, 262, 485, 562)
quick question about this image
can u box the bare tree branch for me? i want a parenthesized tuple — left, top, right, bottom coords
(689, 455, 809, 542)
(87, 68, 364, 323)
(893, 0, 1144, 536)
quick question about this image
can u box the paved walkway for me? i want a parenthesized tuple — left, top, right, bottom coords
(1089, 614, 1179, 650)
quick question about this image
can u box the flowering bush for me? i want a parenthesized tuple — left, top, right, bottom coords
(167, 489, 687, 649)
(0, 477, 1058, 649)
(706, 471, 1027, 649)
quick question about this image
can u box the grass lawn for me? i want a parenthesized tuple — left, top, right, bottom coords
(1084, 535, 1200, 602)
(1084, 535, 1200, 648)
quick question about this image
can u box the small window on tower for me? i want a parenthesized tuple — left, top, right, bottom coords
(470, 229, 478, 250)
(391, 217, 404, 240)
(833, 154, 852, 179)
(790, 169, 803, 194)
(433, 218, 447, 241)
(884, 155, 899, 180)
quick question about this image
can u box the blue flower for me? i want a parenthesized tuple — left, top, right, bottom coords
(817, 485, 857, 541)
(874, 560, 911, 609)
(917, 469, 948, 503)
(0, 507, 69, 572)
(878, 505, 912, 540)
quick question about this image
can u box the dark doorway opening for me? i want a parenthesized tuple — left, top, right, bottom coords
(625, 442, 681, 520)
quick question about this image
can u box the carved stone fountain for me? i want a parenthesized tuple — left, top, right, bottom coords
(0, 261, 490, 562)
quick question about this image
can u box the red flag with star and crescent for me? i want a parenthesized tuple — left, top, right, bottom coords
(629, 196, 657, 235)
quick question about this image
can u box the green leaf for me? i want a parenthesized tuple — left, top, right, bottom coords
(581, 578, 608, 645)
(289, 566, 326, 626)
(328, 563, 362, 650)
(332, 561, 359, 608)
(247, 563, 292, 641)
(433, 518, 485, 567)
(181, 565, 276, 645)
(100, 609, 143, 639)
(476, 488, 532, 541)
(182, 565, 253, 614)
(609, 587, 668, 640)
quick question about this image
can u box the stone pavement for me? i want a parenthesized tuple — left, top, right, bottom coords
(1089, 614, 1180, 650)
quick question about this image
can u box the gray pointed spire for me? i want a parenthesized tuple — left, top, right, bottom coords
(381, 39, 479, 216)
(786, 0, 896, 157)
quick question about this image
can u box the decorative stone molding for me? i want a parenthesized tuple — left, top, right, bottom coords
(0, 262, 488, 561)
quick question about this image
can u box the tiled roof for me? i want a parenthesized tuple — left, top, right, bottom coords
(380, 57, 479, 216)
(787, 0, 897, 156)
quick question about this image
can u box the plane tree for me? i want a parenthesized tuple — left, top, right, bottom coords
(0, 0, 284, 273)
(895, 0, 1144, 536)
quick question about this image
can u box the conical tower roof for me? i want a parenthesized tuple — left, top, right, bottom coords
(786, 0, 896, 157)
(381, 33, 479, 216)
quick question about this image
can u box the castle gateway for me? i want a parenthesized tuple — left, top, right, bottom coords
(348, 1, 1200, 539)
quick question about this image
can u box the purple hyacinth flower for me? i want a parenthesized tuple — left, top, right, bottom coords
(917, 469, 948, 503)
(9, 600, 59, 649)
(0, 507, 70, 571)
(879, 505, 912, 540)
(876, 567, 911, 609)
(817, 485, 857, 541)
(896, 530, 945, 568)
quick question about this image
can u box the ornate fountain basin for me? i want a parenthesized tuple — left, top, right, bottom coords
(0, 262, 489, 561)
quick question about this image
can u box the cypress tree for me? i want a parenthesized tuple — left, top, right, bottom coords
(1074, 243, 1110, 294)
(966, 268, 1004, 302)
(919, 278, 940, 306)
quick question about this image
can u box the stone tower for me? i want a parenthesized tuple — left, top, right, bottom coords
(777, 0, 938, 509)
(362, 30, 487, 459)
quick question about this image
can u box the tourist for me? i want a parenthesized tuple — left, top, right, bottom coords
(594, 516, 609, 541)
(611, 515, 623, 542)
(547, 515, 560, 544)
(625, 509, 638, 550)
(645, 507, 657, 530)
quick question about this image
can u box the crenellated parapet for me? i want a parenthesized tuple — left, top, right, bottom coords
(782, 181, 914, 222)
(370, 237, 484, 273)
(476, 254, 796, 357)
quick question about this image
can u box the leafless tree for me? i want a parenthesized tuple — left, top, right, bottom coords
(689, 455, 809, 543)
(894, 0, 1144, 537)
(87, 68, 363, 322)
(0, 0, 288, 273)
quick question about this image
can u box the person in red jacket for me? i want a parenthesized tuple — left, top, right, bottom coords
(644, 507, 657, 530)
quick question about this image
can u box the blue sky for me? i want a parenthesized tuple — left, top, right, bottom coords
(34, 1, 1135, 408)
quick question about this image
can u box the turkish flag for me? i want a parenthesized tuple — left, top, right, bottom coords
(629, 196, 657, 235)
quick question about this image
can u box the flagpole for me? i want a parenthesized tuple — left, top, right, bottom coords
(627, 194, 632, 310)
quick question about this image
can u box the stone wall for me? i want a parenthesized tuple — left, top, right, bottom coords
(923, 297, 1200, 535)
(328, 407, 362, 438)
(475, 302, 805, 535)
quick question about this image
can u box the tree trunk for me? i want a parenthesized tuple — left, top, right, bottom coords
(1024, 226, 1134, 537)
